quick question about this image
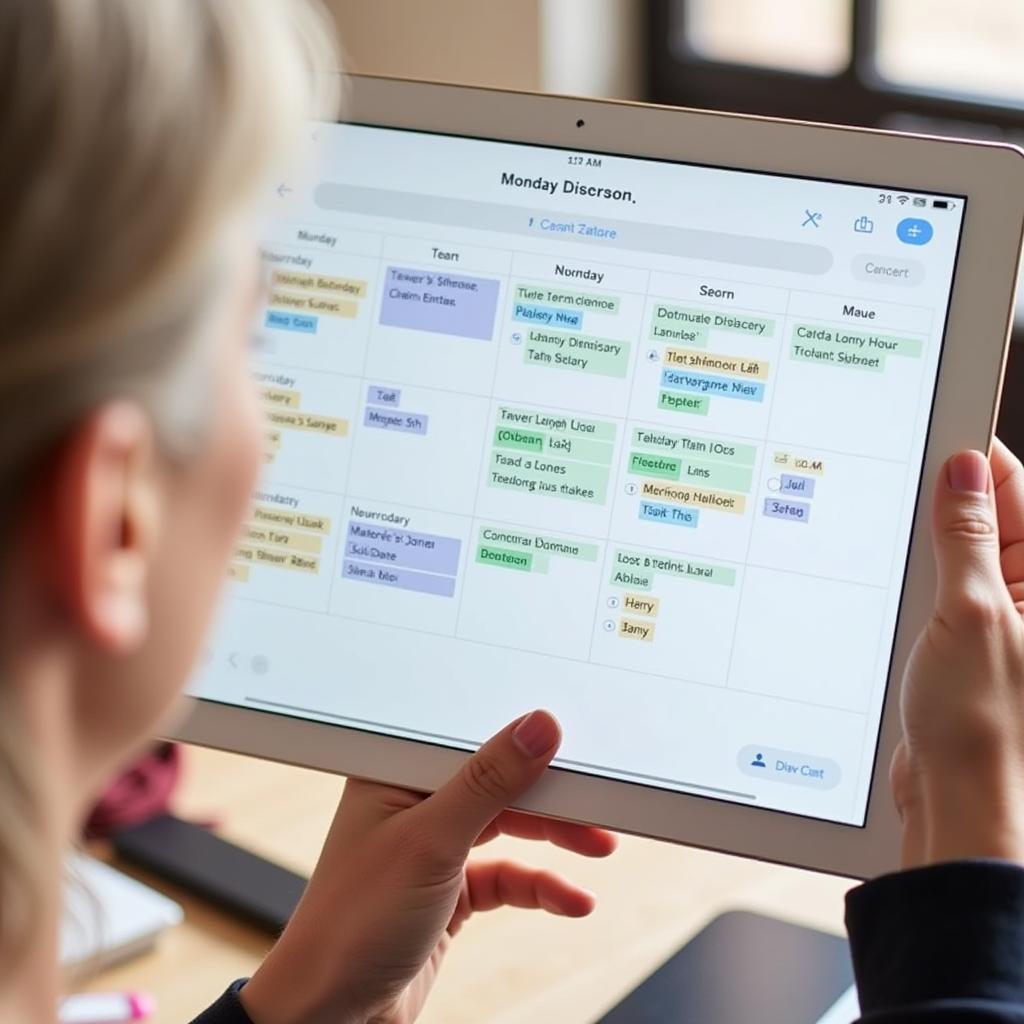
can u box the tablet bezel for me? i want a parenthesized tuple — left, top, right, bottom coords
(173, 74, 1024, 879)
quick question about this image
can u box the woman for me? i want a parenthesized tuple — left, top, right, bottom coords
(0, 5, 613, 1023)
(2, 2, 1024, 1023)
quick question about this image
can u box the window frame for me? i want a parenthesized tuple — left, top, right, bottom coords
(646, 0, 1024, 136)
(645, 0, 1024, 458)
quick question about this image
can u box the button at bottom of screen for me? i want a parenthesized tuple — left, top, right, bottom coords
(738, 745, 841, 790)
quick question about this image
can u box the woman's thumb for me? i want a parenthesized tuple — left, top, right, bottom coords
(412, 711, 561, 857)
(932, 449, 1004, 627)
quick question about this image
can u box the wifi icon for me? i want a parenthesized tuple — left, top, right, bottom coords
(897, 195, 910, 206)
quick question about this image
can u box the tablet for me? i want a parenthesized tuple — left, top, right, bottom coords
(177, 74, 1024, 878)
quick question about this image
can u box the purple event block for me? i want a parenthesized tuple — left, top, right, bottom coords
(780, 474, 816, 497)
(364, 406, 429, 435)
(379, 266, 499, 340)
(367, 385, 401, 407)
(346, 520, 461, 575)
(343, 559, 456, 597)
(763, 497, 811, 523)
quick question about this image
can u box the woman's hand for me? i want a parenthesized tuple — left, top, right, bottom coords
(893, 439, 1024, 868)
(239, 710, 616, 1024)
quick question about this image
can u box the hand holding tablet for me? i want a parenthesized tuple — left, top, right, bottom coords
(180, 75, 1024, 877)
(238, 710, 616, 1024)
(894, 441, 1024, 869)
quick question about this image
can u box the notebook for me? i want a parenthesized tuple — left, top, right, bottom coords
(61, 852, 183, 975)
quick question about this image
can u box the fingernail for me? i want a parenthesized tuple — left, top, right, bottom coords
(512, 710, 559, 758)
(947, 450, 988, 494)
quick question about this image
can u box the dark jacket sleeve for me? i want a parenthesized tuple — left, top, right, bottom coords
(189, 980, 253, 1024)
(847, 861, 1024, 1022)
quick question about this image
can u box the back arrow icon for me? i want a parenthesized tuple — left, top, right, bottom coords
(276, 183, 293, 198)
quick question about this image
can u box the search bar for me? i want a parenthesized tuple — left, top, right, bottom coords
(313, 184, 833, 275)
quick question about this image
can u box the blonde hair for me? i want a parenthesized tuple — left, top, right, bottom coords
(0, 0, 337, 969)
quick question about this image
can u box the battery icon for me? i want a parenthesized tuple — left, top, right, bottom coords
(932, 199, 952, 209)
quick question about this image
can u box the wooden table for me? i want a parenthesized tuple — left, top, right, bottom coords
(84, 746, 853, 1023)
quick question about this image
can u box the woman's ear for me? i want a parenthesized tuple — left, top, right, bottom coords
(41, 400, 161, 653)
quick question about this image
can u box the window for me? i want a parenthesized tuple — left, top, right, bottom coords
(647, 0, 1024, 141)
(685, 0, 851, 76)
(877, 0, 1024, 104)
(646, 0, 1024, 449)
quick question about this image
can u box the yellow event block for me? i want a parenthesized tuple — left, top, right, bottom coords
(251, 505, 296, 527)
(624, 593, 660, 618)
(295, 512, 331, 533)
(250, 505, 332, 533)
(268, 290, 359, 318)
(266, 409, 349, 438)
(227, 562, 250, 583)
(664, 349, 769, 380)
(272, 270, 368, 298)
(243, 524, 323, 554)
(618, 616, 655, 642)
(640, 480, 747, 515)
(260, 387, 301, 408)
(772, 451, 825, 475)
(234, 544, 320, 574)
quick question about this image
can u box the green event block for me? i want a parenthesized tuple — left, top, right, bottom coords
(524, 327, 631, 378)
(631, 428, 757, 467)
(608, 567, 653, 590)
(488, 450, 610, 504)
(790, 340, 884, 373)
(677, 459, 754, 492)
(477, 526, 599, 564)
(628, 451, 681, 480)
(792, 323, 923, 358)
(651, 304, 775, 340)
(658, 391, 709, 415)
(476, 544, 533, 572)
(613, 548, 736, 587)
(514, 282, 620, 314)
(493, 426, 544, 454)
(496, 407, 617, 442)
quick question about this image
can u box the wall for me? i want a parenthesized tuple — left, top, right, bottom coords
(325, 0, 640, 97)
(326, 1, 543, 91)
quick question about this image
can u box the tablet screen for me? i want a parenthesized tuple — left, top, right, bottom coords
(192, 122, 966, 827)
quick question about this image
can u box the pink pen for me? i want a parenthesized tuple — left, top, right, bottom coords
(59, 991, 154, 1024)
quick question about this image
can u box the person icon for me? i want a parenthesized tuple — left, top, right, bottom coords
(751, 752, 767, 768)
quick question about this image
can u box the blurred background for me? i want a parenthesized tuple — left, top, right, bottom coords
(327, 0, 1023, 448)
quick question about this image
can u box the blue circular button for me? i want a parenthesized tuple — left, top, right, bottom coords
(897, 218, 933, 245)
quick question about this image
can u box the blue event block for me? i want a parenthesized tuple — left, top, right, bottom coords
(661, 368, 764, 402)
(780, 474, 815, 497)
(512, 303, 583, 329)
(763, 497, 810, 523)
(367, 385, 401, 407)
(639, 500, 699, 527)
(266, 310, 318, 334)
